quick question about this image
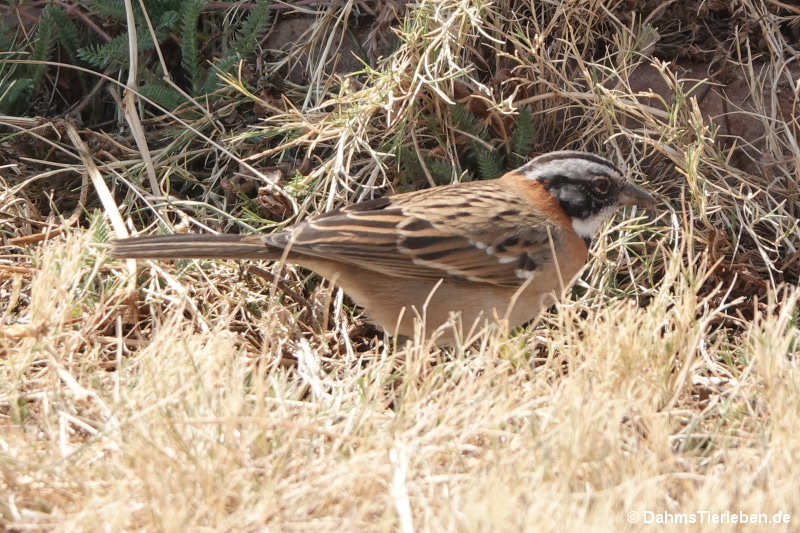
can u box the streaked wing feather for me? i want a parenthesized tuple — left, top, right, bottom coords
(277, 181, 561, 287)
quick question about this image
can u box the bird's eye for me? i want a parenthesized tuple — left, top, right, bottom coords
(593, 177, 611, 195)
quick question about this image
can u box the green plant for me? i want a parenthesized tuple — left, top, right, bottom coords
(400, 104, 535, 184)
(0, 0, 272, 117)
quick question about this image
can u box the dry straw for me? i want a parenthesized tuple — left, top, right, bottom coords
(1, 0, 799, 530)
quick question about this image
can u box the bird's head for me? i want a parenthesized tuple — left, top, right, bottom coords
(519, 151, 656, 239)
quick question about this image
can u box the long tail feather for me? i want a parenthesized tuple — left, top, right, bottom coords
(111, 233, 281, 260)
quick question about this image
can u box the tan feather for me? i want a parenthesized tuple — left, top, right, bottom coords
(274, 180, 564, 286)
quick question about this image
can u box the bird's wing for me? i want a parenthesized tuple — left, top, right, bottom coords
(268, 181, 566, 287)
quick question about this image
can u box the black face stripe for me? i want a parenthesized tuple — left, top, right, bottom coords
(544, 172, 616, 188)
(532, 151, 622, 175)
(515, 151, 628, 229)
(542, 180, 617, 220)
(550, 183, 590, 219)
(536, 161, 623, 220)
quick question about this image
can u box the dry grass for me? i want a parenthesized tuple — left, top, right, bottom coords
(2, 0, 800, 531)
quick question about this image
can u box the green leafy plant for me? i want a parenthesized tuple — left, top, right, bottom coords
(400, 104, 535, 184)
(0, 0, 272, 117)
(0, 27, 33, 114)
(0, 5, 76, 114)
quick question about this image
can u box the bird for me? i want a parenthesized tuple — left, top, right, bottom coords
(112, 151, 656, 344)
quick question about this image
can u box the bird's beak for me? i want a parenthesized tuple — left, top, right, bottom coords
(618, 183, 656, 208)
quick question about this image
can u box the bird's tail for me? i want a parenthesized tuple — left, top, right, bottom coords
(111, 233, 283, 260)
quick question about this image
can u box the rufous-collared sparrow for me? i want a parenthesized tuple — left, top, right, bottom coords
(113, 151, 656, 343)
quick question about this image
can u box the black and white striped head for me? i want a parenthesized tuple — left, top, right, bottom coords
(520, 151, 655, 239)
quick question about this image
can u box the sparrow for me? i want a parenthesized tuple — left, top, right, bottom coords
(112, 151, 656, 343)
